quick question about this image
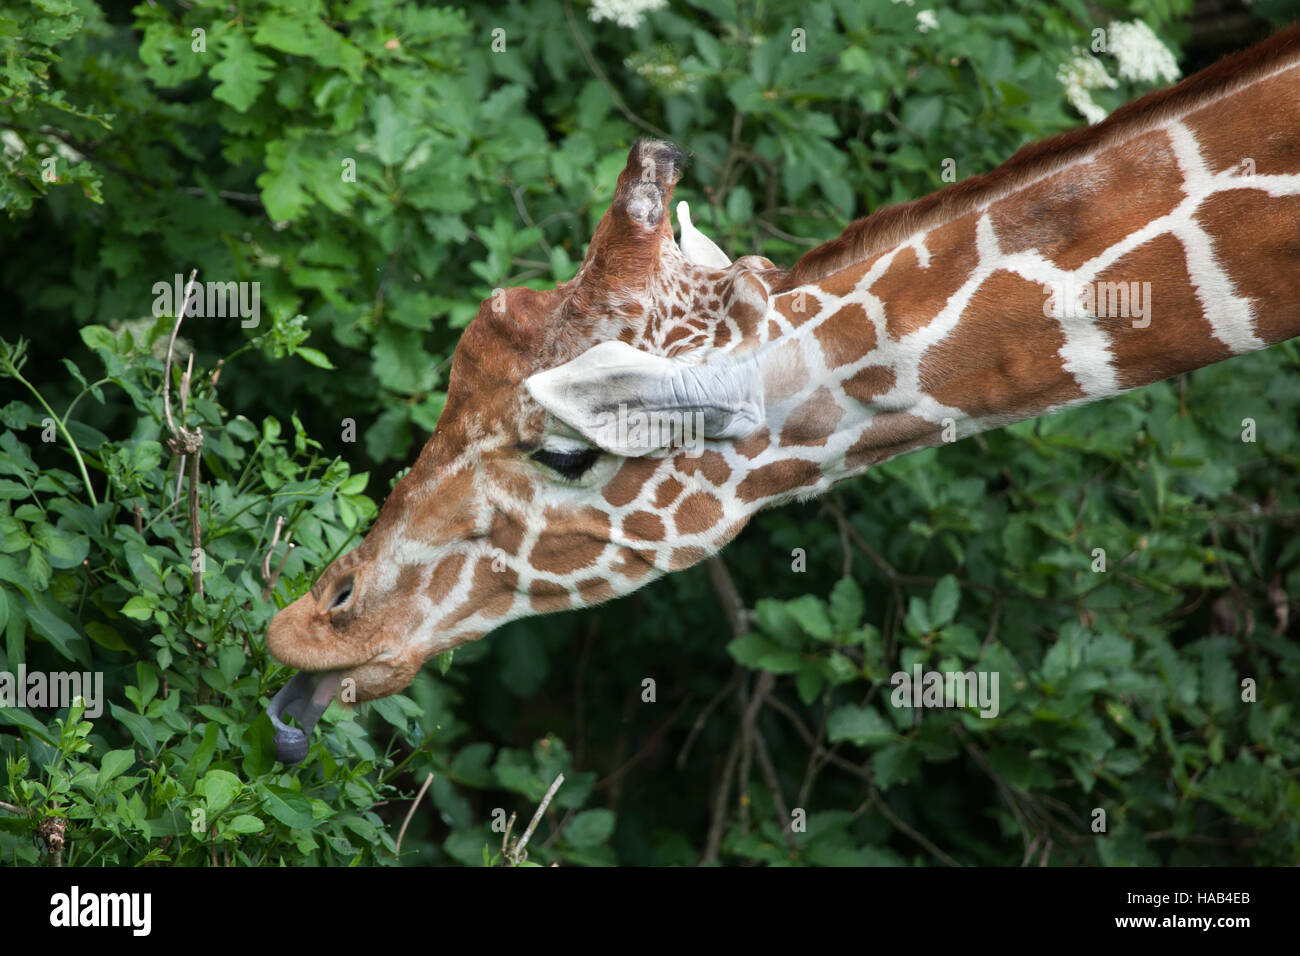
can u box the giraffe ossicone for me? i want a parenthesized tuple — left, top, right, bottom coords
(677, 200, 732, 268)
(265, 29, 1300, 763)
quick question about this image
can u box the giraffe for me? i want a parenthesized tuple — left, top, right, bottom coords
(265, 27, 1300, 762)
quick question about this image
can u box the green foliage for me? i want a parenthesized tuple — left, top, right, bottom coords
(1, 0, 1298, 866)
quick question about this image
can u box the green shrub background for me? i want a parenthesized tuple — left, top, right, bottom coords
(1, 0, 1298, 866)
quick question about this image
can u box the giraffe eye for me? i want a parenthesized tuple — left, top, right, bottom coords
(530, 446, 602, 481)
(329, 576, 354, 611)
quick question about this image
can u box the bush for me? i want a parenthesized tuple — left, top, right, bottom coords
(2, 0, 1298, 866)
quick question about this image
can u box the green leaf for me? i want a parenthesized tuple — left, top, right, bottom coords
(211, 33, 274, 112)
(121, 595, 155, 621)
(725, 633, 802, 674)
(828, 577, 865, 633)
(225, 814, 265, 834)
(929, 575, 961, 628)
(786, 595, 834, 641)
(98, 749, 134, 788)
(200, 769, 242, 817)
(262, 786, 316, 830)
(295, 346, 335, 370)
(257, 137, 310, 221)
(872, 744, 920, 790)
(110, 703, 157, 751)
(827, 705, 896, 747)
(796, 662, 824, 705)
(565, 809, 615, 848)
(79, 325, 118, 354)
(23, 593, 86, 664)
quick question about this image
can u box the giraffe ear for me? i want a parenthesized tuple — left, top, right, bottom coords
(524, 341, 764, 457)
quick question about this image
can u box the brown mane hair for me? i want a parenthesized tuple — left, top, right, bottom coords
(779, 24, 1300, 291)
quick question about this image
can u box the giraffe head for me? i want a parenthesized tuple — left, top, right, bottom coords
(265, 141, 787, 759)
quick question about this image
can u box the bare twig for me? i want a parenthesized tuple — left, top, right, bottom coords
(162, 270, 205, 598)
(593, 695, 693, 792)
(677, 667, 743, 768)
(260, 515, 295, 600)
(705, 555, 750, 637)
(763, 695, 961, 865)
(187, 452, 202, 598)
(867, 785, 962, 868)
(162, 271, 198, 438)
(395, 772, 435, 859)
(702, 735, 742, 864)
(752, 726, 796, 851)
(504, 773, 565, 866)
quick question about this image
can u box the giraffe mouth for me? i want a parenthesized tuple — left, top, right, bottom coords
(266, 668, 345, 765)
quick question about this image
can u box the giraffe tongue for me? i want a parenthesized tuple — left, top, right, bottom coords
(266, 669, 344, 765)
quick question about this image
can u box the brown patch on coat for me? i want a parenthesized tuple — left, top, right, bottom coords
(921, 271, 1086, 418)
(1195, 189, 1300, 346)
(871, 214, 981, 340)
(843, 413, 937, 470)
(813, 302, 877, 367)
(1095, 232, 1232, 389)
(623, 511, 666, 542)
(736, 459, 822, 503)
(674, 450, 732, 485)
(774, 290, 822, 327)
(653, 476, 684, 508)
(989, 128, 1183, 272)
(1184, 64, 1300, 176)
(603, 457, 660, 507)
(529, 578, 572, 613)
(528, 507, 611, 574)
(842, 366, 897, 406)
(779, 386, 844, 447)
(674, 492, 724, 535)
(733, 428, 770, 459)
(426, 552, 467, 605)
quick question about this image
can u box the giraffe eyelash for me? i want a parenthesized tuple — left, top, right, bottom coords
(530, 446, 602, 482)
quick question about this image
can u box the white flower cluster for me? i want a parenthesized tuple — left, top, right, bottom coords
(1108, 19, 1181, 85)
(589, 0, 668, 30)
(1056, 20, 1180, 125)
(1056, 50, 1116, 125)
(916, 10, 938, 34)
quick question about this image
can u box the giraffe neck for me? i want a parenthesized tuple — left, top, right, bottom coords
(750, 51, 1300, 493)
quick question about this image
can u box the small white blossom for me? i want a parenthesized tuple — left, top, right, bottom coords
(589, 0, 667, 30)
(1108, 20, 1180, 85)
(916, 10, 938, 33)
(892, 0, 915, 6)
(625, 51, 697, 95)
(54, 141, 84, 164)
(2, 130, 27, 159)
(1057, 49, 1116, 125)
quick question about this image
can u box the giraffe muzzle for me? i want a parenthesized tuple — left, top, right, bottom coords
(266, 669, 344, 764)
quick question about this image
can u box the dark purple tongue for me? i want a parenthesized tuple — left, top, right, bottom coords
(267, 670, 344, 764)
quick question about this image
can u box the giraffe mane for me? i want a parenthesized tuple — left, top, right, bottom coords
(780, 24, 1300, 290)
